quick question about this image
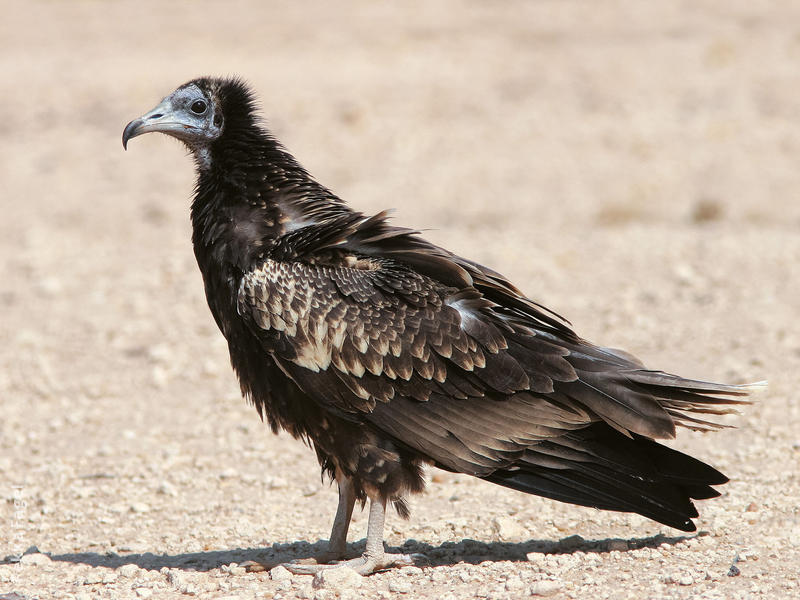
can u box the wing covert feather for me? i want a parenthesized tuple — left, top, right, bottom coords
(235, 214, 750, 476)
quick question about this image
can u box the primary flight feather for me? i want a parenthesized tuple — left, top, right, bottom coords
(123, 77, 758, 574)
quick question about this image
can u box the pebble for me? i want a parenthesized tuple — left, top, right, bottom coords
(312, 567, 363, 590)
(526, 551, 547, 562)
(492, 516, 527, 540)
(135, 589, 153, 599)
(505, 576, 525, 591)
(607, 539, 628, 552)
(157, 481, 177, 496)
(558, 534, 584, 551)
(117, 564, 140, 578)
(20, 552, 52, 566)
(530, 581, 562, 596)
(166, 570, 186, 589)
(83, 572, 103, 585)
(130, 502, 150, 514)
(102, 572, 118, 584)
(270, 565, 293, 581)
(267, 477, 289, 490)
(219, 467, 238, 479)
(740, 549, 759, 561)
(389, 579, 413, 593)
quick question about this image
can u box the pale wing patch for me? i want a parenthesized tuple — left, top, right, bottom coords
(239, 259, 530, 401)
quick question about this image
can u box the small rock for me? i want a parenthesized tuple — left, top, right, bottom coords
(312, 567, 363, 590)
(389, 579, 412, 593)
(242, 560, 267, 573)
(135, 588, 153, 599)
(166, 570, 185, 589)
(740, 549, 759, 561)
(267, 477, 289, 490)
(607, 539, 628, 552)
(270, 565, 293, 582)
(558, 534, 584, 551)
(745, 502, 758, 512)
(530, 580, 562, 596)
(117, 563, 140, 578)
(102, 572, 118, 584)
(20, 552, 51, 566)
(219, 468, 238, 480)
(492, 516, 526, 540)
(130, 502, 150, 514)
(727, 564, 741, 577)
(526, 551, 547, 562)
(679, 574, 694, 586)
(552, 519, 574, 532)
(83, 572, 103, 585)
(505, 576, 525, 591)
(157, 481, 177, 496)
(297, 585, 313, 599)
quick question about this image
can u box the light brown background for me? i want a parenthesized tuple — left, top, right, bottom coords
(1, 1, 798, 598)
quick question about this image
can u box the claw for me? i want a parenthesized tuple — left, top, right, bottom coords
(281, 551, 427, 576)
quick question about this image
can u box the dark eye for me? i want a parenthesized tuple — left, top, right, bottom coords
(190, 100, 207, 114)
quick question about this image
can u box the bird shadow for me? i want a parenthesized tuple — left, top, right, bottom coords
(12, 532, 693, 573)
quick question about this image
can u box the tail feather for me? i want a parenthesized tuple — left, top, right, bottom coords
(483, 423, 728, 532)
(622, 370, 760, 433)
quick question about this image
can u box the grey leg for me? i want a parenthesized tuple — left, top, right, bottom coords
(324, 475, 356, 560)
(284, 496, 426, 576)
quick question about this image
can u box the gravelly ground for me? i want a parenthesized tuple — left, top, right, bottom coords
(1, 1, 799, 599)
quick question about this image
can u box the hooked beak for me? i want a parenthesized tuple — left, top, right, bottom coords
(122, 97, 197, 150)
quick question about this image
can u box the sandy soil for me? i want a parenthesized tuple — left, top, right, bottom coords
(1, 1, 799, 599)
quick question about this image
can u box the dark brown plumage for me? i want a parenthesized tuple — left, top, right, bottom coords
(123, 77, 760, 574)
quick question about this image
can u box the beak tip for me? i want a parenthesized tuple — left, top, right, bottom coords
(122, 118, 141, 152)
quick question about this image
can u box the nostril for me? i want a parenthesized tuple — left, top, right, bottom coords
(148, 113, 163, 120)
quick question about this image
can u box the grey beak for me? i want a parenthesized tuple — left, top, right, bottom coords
(122, 97, 191, 150)
(122, 118, 144, 150)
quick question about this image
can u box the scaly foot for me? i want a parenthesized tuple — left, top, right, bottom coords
(282, 551, 427, 575)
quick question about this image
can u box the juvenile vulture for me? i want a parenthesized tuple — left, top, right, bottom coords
(123, 78, 759, 574)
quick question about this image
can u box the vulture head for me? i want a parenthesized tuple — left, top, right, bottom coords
(122, 78, 258, 163)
